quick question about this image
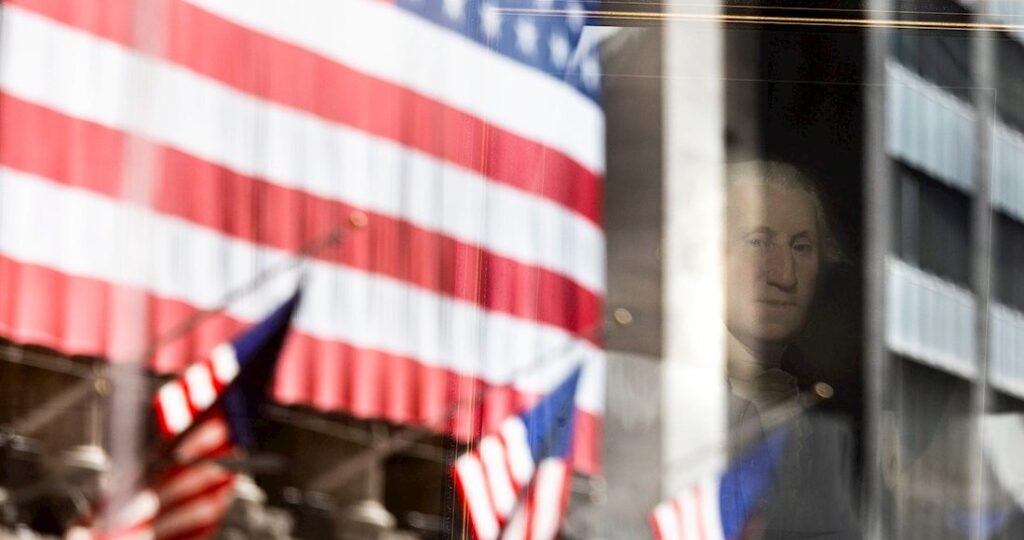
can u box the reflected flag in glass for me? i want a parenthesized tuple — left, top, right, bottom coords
(452, 367, 582, 540)
(649, 428, 789, 540)
(94, 291, 302, 540)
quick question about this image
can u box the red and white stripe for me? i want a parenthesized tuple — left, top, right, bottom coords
(0, 0, 605, 472)
(154, 344, 239, 437)
(82, 415, 237, 540)
(150, 416, 237, 540)
(453, 416, 536, 537)
(649, 477, 726, 540)
(452, 417, 573, 540)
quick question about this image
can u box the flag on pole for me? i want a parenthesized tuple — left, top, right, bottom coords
(452, 366, 582, 540)
(154, 290, 302, 443)
(86, 290, 301, 540)
(649, 429, 789, 540)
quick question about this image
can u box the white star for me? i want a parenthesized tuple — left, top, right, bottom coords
(481, 2, 502, 40)
(444, 0, 466, 22)
(515, 18, 538, 56)
(535, 0, 554, 9)
(581, 55, 600, 90)
(549, 32, 570, 68)
(567, 1, 585, 31)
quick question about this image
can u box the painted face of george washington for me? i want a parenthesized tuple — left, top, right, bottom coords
(725, 177, 823, 349)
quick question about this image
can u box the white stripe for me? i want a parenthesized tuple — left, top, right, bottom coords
(699, 477, 725, 540)
(500, 504, 527, 540)
(0, 167, 605, 414)
(184, 0, 604, 174)
(454, 456, 501, 540)
(64, 527, 93, 540)
(183, 364, 217, 411)
(478, 436, 518, 519)
(0, 5, 605, 293)
(500, 417, 536, 487)
(528, 459, 567, 540)
(209, 344, 239, 386)
(652, 501, 681, 540)
(679, 489, 701, 540)
(112, 490, 159, 530)
(156, 384, 192, 435)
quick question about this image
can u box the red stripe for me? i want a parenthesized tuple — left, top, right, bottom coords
(159, 458, 233, 489)
(0, 92, 602, 344)
(7, 0, 603, 226)
(0, 256, 602, 474)
(648, 510, 666, 540)
(158, 523, 218, 540)
(157, 473, 234, 515)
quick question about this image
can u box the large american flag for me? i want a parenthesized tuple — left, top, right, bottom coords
(0, 0, 605, 473)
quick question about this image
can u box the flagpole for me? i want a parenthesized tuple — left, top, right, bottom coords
(300, 319, 604, 493)
(10, 222, 356, 438)
(2, 223, 354, 525)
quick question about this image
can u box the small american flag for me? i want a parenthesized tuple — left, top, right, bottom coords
(75, 292, 301, 540)
(453, 366, 581, 540)
(649, 429, 789, 540)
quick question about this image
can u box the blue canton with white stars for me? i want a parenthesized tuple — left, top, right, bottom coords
(394, 0, 602, 102)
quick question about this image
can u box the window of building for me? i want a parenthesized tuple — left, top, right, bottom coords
(892, 163, 972, 286)
(891, 0, 972, 101)
(994, 212, 1024, 311)
(996, 34, 1024, 133)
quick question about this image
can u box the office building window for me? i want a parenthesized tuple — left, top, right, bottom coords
(996, 34, 1024, 133)
(994, 212, 1024, 311)
(892, 163, 972, 286)
(891, 0, 971, 101)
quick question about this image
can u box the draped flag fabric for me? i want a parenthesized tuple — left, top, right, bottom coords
(453, 366, 581, 540)
(0, 0, 605, 474)
(649, 429, 789, 540)
(83, 292, 301, 540)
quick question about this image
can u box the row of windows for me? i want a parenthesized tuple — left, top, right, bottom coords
(996, 36, 1024, 133)
(890, 0, 972, 100)
(891, 163, 972, 287)
(891, 0, 1024, 133)
(994, 212, 1024, 311)
(892, 161, 1024, 313)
